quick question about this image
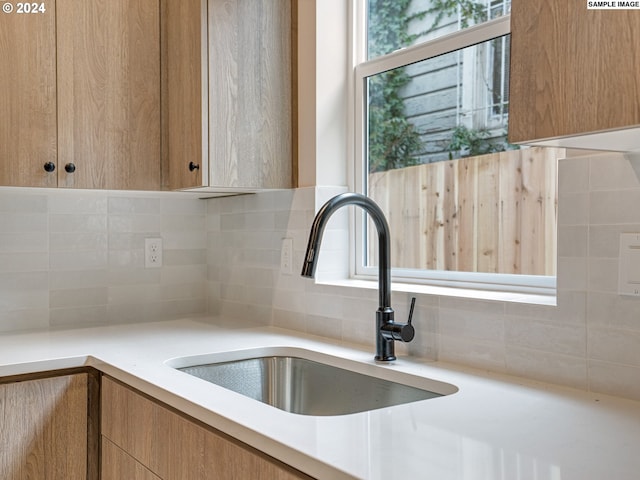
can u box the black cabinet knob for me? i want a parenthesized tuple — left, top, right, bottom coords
(43, 162, 56, 173)
(64, 163, 76, 173)
(188, 161, 200, 172)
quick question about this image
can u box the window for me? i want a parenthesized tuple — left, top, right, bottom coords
(354, 0, 561, 295)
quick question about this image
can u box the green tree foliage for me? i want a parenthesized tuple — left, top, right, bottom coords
(368, 69, 422, 173)
(367, 0, 422, 173)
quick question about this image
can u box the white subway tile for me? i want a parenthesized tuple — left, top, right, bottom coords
(50, 269, 109, 289)
(50, 250, 108, 271)
(50, 305, 108, 327)
(160, 197, 206, 215)
(557, 226, 588, 257)
(557, 192, 589, 226)
(0, 213, 47, 232)
(160, 265, 206, 285)
(0, 233, 48, 253)
(439, 307, 504, 342)
(589, 360, 640, 401)
(108, 214, 161, 233)
(50, 233, 108, 253)
(0, 309, 49, 333)
(162, 231, 206, 250)
(162, 249, 206, 267)
(108, 197, 161, 215)
(0, 252, 48, 272)
(109, 284, 163, 304)
(587, 292, 640, 331)
(50, 214, 107, 233)
(589, 153, 640, 191)
(161, 214, 205, 232)
(107, 267, 160, 286)
(557, 257, 588, 291)
(558, 157, 589, 193)
(505, 316, 586, 357)
(0, 290, 49, 309)
(0, 192, 47, 213)
(590, 190, 640, 225)
(439, 335, 506, 372)
(587, 258, 618, 294)
(49, 194, 107, 214)
(50, 287, 108, 308)
(588, 326, 640, 367)
(506, 347, 587, 390)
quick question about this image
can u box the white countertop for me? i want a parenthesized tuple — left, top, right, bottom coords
(1, 317, 639, 480)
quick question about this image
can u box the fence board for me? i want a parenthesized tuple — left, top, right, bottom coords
(368, 147, 562, 276)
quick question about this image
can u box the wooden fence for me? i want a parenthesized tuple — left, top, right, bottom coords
(368, 147, 563, 276)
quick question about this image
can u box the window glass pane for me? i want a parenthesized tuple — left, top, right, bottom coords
(364, 35, 561, 276)
(367, 0, 511, 60)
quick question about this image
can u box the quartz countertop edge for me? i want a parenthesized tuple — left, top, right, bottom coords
(1, 317, 640, 480)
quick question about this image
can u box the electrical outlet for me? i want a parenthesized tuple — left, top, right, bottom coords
(145, 237, 163, 268)
(280, 238, 293, 275)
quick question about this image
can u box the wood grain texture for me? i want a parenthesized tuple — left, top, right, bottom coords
(0, 374, 88, 479)
(368, 148, 560, 275)
(509, 0, 640, 143)
(163, 0, 206, 190)
(101, 376, 313, 480)
(102, 437, 161, 480)
(208, 0, 293, 189)
(0, 2, 57, 187)
(57, 0, 161, 190)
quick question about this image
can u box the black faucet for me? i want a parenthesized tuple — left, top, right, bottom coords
(301, 192, 415, 362)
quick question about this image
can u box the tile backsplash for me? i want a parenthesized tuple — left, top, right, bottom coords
(0, 188, 206, 332)
(2, 151, 640, 402)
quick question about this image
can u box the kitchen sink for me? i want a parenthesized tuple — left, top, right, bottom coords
(170, 350, 456, 416)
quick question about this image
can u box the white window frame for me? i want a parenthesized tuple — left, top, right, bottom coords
(352, 7, 556, 296)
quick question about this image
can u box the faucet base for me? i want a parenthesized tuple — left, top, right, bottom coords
(374, 354, 397, 362)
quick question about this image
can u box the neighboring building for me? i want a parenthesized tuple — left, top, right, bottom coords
(398, 0, 512, 164)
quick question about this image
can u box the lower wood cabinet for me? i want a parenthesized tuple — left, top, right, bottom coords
(0, 372, 98, 480)
(101, 376, 313, 480)
(102, 437, 161, 480)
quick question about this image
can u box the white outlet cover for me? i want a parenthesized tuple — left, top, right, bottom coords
(145, 237, 163, 268)
(280, 238, 293, 275)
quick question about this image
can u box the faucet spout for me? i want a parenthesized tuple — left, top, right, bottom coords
(301, 192, 415, 362)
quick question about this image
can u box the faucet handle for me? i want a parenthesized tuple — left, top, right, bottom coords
(396, 297, 416, 342)
(407, 297, 416, 326)
(380, 297, 416, 343)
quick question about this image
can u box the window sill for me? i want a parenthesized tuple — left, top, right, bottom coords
(314, 277, 557, 307)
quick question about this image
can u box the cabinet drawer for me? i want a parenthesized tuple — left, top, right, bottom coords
(101, 376, 312, 480)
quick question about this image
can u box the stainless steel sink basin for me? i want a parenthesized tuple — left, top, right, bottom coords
(176, 354, 453, 416)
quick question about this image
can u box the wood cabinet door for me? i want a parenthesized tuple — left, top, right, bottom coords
(102, 376, 313, 480)
(0, 373, 89, 479)
(509, 0, 640, 143)
(57, 0, 161, 190)
(0, 1, 57, 187)
(102, 437, 161, 480)
(208, 0, 293, 189)
(163, 0, 207, 190)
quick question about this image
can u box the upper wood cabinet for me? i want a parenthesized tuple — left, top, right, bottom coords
(164, 0, 295, 191)
(508, 2, 640, 150)
(0, 2, 57, 188)
(0, 0, 161, 190)
(57, 0, 161, 190)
